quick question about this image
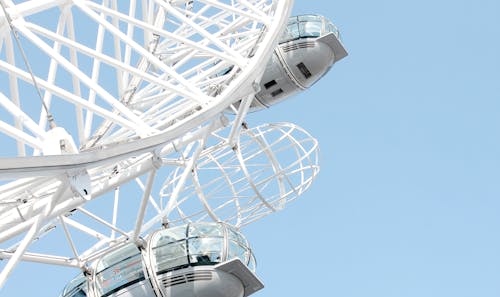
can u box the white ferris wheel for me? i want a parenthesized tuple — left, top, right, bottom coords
(0, 0, 346, 296)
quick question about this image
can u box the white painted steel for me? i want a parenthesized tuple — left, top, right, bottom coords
(160, 122, 320, 227)
(0, 0, 296, 290)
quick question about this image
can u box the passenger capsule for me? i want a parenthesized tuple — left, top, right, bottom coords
(59, 223, 262, 297)
(251, 14, 348, 110)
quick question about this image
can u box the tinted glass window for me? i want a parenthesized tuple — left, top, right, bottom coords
(188, 237, 223, 265)
(154, 240, 189, 273)
(95, 244, 144, 296)
(279, 15, 325, 43)
(299, 21, 322, 38)
(61, 274, 88, 297)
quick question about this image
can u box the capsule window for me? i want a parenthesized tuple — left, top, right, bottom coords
(263, 80, 277, 89)
(296, 62, 312, 79)
(95, 244, 145, 296)
(227, 240, 248, 264)
(300, 22, 321, 38)
(271, 88, 284, 97)
(154, 240, 189, 273)
(188, 237, 223, 265)
(61, 274, 88, 297)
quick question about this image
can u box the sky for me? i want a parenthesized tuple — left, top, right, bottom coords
(246, 1, 500, 297)
(3, 0, 500, 296)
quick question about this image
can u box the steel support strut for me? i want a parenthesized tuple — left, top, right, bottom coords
(0, 177, 68, 289)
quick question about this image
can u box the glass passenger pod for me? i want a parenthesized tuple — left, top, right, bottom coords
(60, 223, 259, 297)
(149, 222, 256, 275)
(251, 14, 347, 110)
(275, 14, 347, 89)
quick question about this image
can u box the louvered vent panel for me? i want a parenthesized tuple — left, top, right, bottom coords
(162, 271, 213, 288)
(281, 42, 316, 53)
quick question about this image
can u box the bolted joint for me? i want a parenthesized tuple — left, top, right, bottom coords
(67, 169, 92, 201)
(135, 237, 147, 250)
(151, 154, 163, 170)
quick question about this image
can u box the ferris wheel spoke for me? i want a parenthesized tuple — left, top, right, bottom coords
(15, 26, 154, 135)
(0, 61, 142, 133)
(131, 168, 157, 243)
(0, 120, 43, 150)
(75, 0, 209, 102)
(35, 4, 70, 134)
(164, 135, 209, 220)
(0, 177, 67, 288)
(197, 0, 270, 24)
(0, 0, 302, 289)
(0, 250, 79, 268)
(0, 92, 47, 139)
(2, 33, 26, 155)
(0, 46, 152, 144)
(88, 1, 242, 69)
(134, 177, 162, 214)
(155, 1, 244, 66)
(233, 0, 271, 20)
(59, 215, 84, 267)
(26, 22, 205, 109)
(75, 207, 129, 239)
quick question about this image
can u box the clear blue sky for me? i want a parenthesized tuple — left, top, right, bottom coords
(246, 1, 500, 297)
(3, 0, 500, 296)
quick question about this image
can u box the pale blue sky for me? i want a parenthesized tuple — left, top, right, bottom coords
(3, 0, 500, 296)
(245, 1, 500, 297)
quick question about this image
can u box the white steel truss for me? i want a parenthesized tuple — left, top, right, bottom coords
(0, 0, 296, 290)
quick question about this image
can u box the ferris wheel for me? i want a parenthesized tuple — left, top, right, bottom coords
(0, 0, 347, 296)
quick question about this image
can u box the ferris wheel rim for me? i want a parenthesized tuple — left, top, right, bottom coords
(0, 0, 296, 290)
(0, 0, 292, 156)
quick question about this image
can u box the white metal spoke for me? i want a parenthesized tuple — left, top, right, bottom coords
(135, 177, 162, 214)
(0, 178, 67, 289)
(4, 33, 24, 155)
(82, 1, 107, 141)
(86, 2, 241, 68)
(61, 216, 109, 242)
(198, 0, 270, 24)
(0, 92, 46, 139)
(59, 215, 82, 267)
(15, 25, 154, 135)
(25, 22, 206, 107)
(0, 0, 300, 290)
(132, 168, 157, 243)
(37, 5, 67, 134)
(110, 187, 120, 240)
(0, 251, 78, 268)
(76, 207, 129, 238)
(75, 0, 208, 102)
(0, 119, 43, 150)
(0, 60, 141, 131)
(155, 0, 244, 65)
(63, 8, 85, 144)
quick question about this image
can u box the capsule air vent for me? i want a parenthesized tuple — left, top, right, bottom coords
(162, 271, 213, 288)
(281, 41, 316, 53)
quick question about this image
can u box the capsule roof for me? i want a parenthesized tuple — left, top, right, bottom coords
(279, 14, 342, 44)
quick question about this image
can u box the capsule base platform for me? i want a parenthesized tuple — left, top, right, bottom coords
(157, 259, 264, 297)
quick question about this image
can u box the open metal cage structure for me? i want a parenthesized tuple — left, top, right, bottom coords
(0, 0, 325, 292)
